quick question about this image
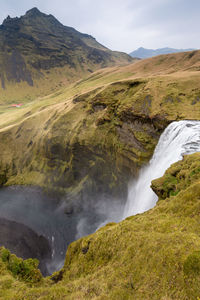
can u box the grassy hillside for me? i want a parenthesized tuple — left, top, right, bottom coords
(0, 51, 200, 204)
(0, 49, 200, 298)
(0, 152, 200, 299)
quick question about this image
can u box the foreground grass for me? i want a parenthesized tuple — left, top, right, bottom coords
(0, 153, 200, 299)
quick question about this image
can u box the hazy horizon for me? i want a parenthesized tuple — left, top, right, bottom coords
(0, 0, 199, 53)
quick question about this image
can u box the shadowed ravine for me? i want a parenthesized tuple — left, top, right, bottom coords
(0, 120, 200, 275)
(0, 187, 123, 275)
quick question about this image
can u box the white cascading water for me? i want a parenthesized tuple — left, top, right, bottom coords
(123, 120, 200, 218)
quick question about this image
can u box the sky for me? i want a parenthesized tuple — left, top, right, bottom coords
(0, 0, 199, 53)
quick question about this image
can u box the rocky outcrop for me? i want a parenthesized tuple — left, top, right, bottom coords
(0, 218, 51, 275)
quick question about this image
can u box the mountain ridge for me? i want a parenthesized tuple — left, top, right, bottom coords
(130, 46, 196, 59)
(0, 7, 133, 103)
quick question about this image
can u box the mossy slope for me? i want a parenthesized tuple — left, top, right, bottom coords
(56, 153, 200, 300)
(1, 153, 200, 299)
(1, 54, 200, 204)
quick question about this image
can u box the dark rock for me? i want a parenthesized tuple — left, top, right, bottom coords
(25, 7, 43, 18)
(1, 73, 5, 89)
(4, 50, 33, 86)
(51, 269, 64, 283)
(0, 218, 51, 275)
(27, 140, 33, 148)
(92, 103, 107, 112)
(82, 242, 90, 254)
(0, 166, 8, 186)
(0, 8, 132, 89)
(188, 51, 198, 59)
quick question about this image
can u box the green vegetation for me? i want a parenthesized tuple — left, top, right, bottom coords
(1, 64, 200, 200)
(0, 51, 200, 207)
(151, 153, 200, 199)
(0, 29, 200, 298)
(0, 247, 42, 283)
(0, 79, 165, 201)
(0, 153, 199, 299)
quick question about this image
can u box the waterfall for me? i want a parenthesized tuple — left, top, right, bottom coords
(123, 120, 200, 218)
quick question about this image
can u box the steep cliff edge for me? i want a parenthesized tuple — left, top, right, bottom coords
(57, 153, 200, 300)
(1, 61, 200, 206)
(0, 218, 51, 275)
(1, 153, 200, 299)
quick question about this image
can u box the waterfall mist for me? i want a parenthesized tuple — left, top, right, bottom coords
(75, 196, 124, 239)
(1, 120, 200, 275)
(0, 187, 124, 274)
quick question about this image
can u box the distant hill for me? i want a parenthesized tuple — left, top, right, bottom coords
(0, 7, 133, 103)
(129, 47, 196, 59)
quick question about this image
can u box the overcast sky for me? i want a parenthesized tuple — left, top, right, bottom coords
(0, 0, 199, 53)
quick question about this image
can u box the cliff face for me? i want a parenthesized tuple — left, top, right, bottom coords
(57, 153, 200, 300)
(0, 218, 51, 275)
(1, 153, 200, 299)
(1, 56, 200, 204)
(0, 79, 168, 208)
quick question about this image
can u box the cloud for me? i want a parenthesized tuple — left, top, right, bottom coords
(0, 0, 199, 52)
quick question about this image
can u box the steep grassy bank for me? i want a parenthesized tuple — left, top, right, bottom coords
(1, 63, 200, 203)
(0, 79, 162, 204)
(57, 153, 200, 300)
(0, 152, 200, 299)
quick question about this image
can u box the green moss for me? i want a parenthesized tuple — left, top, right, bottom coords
(0, 82, 161, 199)
(152, 153, 200, 200)
(1, 248, 10, 263)
(0, 247, 42, 284)
(184, 251, 200, 276)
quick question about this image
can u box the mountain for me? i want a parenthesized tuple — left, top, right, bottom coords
(0, 7, 133, 103)
(130, 46, 196, 59)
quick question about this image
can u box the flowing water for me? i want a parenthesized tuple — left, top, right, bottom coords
(123, 120, 200, 218)
(0, 120, 200, 274)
